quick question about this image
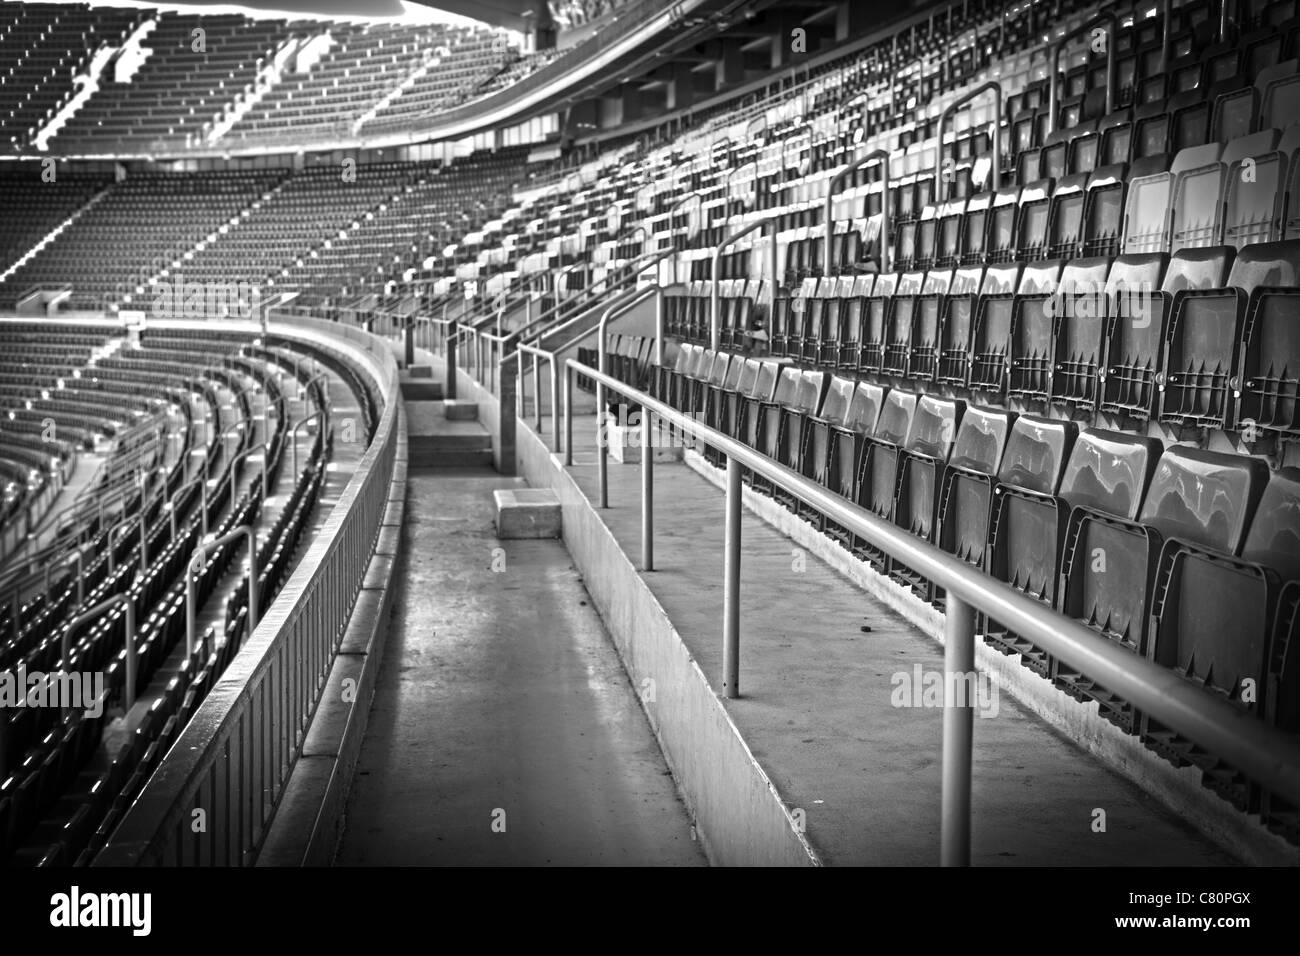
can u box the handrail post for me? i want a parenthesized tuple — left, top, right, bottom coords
(1161, 0, 1172, 72)
(722, 455, 742, 698)
(446, 319, 458, 400)
(941, 594, 976, 866)
(564, 363, 574, 466)
(533, 350, 543, 430)
(936, 81, 1004, 201)
(549, 356, 560, 453)
(825, 149, 892, 276)
(1048, 14, 1115, 134)
(642, 408, 654, 571)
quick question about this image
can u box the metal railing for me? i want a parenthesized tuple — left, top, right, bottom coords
(825, 149, 892, 276)
(936, 81, 1003, 202)
(560, 358, 1300, 866)
(711, 217, 779, 351)
(1047, 12, 1116, 134)
(95, 316, 400, 866)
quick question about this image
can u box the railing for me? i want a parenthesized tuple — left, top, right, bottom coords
(711, 217, 779, 351)
(935, 81, 1003, 201)
(825, 149, 892, 276)
(94, 315, 400, 866)
(560, 358, 1300, 866)
(1047, 12, 1116, 134)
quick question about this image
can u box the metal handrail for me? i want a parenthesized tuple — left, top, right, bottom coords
(185, 525, 258, 658)
(561, 358, 1300, 866)
(63, 592, 136, 712)
(167, 476, 208, 539)
(596, 284, 664, 510)
(825, 148, 892, 276)
(935, 81, 1004, 202)
(291, 411, 326, 477)
(231, 441, 269, 500)
(711, 216, 780, 351)
(1048, 12, 1116, 134)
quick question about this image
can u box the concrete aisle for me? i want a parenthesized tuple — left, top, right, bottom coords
(336, 470, 705, 866)
(541, 412, 1238, 866)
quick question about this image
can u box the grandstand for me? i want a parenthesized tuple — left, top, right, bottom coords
(0, 0, 1299, 891)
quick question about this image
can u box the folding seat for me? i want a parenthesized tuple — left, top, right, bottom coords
(1168, 141, 1237, 253)
(750, 366, 802, 469)
(1098, 107, 1135, 165)
(934, 405, 1016, 579)
(970, 259, 1061, 398)
(843, 388, 917, 564)
(1120, 151, 1177, 254)
(763, 370, 828, 500)
(1210, 82, 1262, 143)
(984, 187, 1021, 264)
(733, 360, 782, 463)
(790, 277, 825, 362)
(1046, 173, 1088, 259)
(1058, 445, 1265, 735)
(814, 277, 855, 367)
(1234, 243, 1300, 441)
(798, 377, 885, 525)
(974, 417, 1080, 675)
(1224, 127, 1297, 247)
(1141, 460, 1292, 809)
(1159, 239, 1300, 432)
(770, 282, 804, 357)
(881, 270, 930, 378)
(888, 395, 965, 600)
(857, 272, 899, 377)
(686, 348, 726, 421)
(1259, 59, 1300, 130)
(1081, 164, 1128, 257)
(937, 262, 1020, 387)
(957, 190, 992, 265)
(835, 276, 874, 371)
(932, 199, 965, 269)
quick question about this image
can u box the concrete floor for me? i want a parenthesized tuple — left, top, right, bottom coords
(539, 410, 1237, 866)
(336, 469, 705, 866)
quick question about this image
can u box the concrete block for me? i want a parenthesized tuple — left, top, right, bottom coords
(408, 365, 433, 379)
(493, 488, 561, 539)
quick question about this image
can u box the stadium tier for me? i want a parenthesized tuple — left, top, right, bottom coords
(1, 0, 1299, 882)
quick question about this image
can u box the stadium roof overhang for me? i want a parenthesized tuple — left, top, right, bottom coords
(409, 0, 553, 33)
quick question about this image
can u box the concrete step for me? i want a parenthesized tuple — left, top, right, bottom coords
(406, 401, 491, 469)
(443, 400, 477, 421)
(399, 378, 444, 401)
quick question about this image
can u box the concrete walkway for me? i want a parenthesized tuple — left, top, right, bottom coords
(336, 469, 705, 866)
(538, 410, 1236, 866)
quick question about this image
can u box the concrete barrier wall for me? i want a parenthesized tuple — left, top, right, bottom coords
(517, 425, 818, 866)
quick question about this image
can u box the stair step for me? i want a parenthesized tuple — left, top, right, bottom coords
(443, 400, 477, 421)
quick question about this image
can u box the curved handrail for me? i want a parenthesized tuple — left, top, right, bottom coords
(63, 593, 135, 711)
(711, 215, 780, 351)
(935, 81, 1004, 203)
(825, 148, 892, 276)
(596, 283, 664, 509)
(185, 525, 258, 658)
(1048, 12, 1116, 134)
